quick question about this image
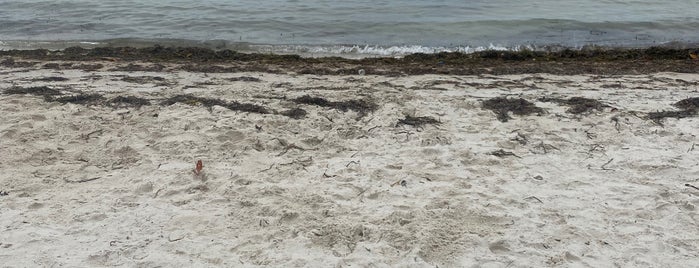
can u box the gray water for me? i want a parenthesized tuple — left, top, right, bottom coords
(1, 0, 698, 56)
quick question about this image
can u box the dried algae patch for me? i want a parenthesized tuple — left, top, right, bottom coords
(539, 96, 608, 114)
(4, 86, 61, 96)
(482, 97, 544, 122)
(293, 95, 378, 116)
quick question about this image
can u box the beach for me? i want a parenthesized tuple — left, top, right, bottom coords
(1, 50, 698, 267)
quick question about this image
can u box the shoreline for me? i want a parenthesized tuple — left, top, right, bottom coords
(1, 46, 699, 75)
(1, 53, 698, 266)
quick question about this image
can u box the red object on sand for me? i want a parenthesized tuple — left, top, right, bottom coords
(195, 160, 203, 174)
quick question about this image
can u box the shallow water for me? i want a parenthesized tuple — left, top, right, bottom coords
(1, 0, 698, 56)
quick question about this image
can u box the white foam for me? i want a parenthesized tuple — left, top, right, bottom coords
(248, 44, 537, 58)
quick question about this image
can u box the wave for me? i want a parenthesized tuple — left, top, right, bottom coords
(1, 38, 696, 59)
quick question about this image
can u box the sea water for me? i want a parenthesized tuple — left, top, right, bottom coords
(0, 0, 697, 56)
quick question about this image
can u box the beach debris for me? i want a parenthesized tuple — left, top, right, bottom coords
(33, 76, 69, 82)
(673, 97, 699, 111)
(358, 69, 366, 75)
(539, 96, 609, 114)
(690, 50, 698, 60)
(0, 191, 8, 196)
(390, 179, 408, 187)
(482, 97, 544, 122)
(121, 75, 166, 84)
(488, 149, 521, 158)
(396, 115, 441, 127)
(4, 86, 61, 96)
(292, 95, 378, 116)
(280, 108, 307, 119)
(48, 93, 105, 105)
(601, 158, 614, 170)
(162, 94, 270, 114)
(63, 177, 102, 183)
(194, 160, 203, 175)
(646, 97, 699, 125)
(109, 96, 151, 108)
(227, 76, 261, 82)
(685, 184, 699, 191)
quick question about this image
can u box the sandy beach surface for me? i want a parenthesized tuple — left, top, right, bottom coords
(1, 56, 698, 267)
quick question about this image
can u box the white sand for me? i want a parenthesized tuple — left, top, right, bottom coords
(1, 62, 698, 267)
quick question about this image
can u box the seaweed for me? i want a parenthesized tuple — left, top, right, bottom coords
(109, 96, 151, 108)
(539, 96, 608, 114)
(646, 97, 699, 124)
(396, 115, 441, 127)
(293, 95, 378, 116)
(48, 93, 104, 105)
(161, 94, 228, 107)
(121, 76, 166, 84)
(4, 86, 61, 96)
(482, 97, 544, 122)
(162, 94, 270, 114)
(673, 97, 699, 111)
(227, 76, 261, 82)
(225, 101, 270, 114)
(647, 110, 697, 125)
(109, 63, 165, 72)
(280, 108, 307, 119)
(33, 76, 69, 82)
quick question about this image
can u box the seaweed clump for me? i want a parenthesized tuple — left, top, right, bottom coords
(482, 97, 544, 122)
(4, 86, 61, 96)
(162, 94, 270, 114)
(647, 97, 699, 125)
(673, 97, 699, 111)
(293, 95, 378, 116)
(280, 108, 307, 119)
(539, 96, 608, 114)
(48, 94, 105, 105)
(396, 115, 441, 127)
(109, 96, 151, 108)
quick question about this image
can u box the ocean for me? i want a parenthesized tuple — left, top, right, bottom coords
(1, 0, 698, 56)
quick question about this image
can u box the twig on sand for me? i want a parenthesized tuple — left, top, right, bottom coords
(346, 160, 360, 167)
(688, 143, 696, 153)
(601, 158, 614, 170)
(489, 149, 521, 158)
(322, 168, 336, 178)
(525, 196, 544, 203)
(63, 177, 101, 183)
(685, 184, 699, 191)
(259, 164, 275, 173)
(81, 129, 103, 141)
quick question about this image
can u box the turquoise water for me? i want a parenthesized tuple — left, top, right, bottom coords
(1, 0, 698, 56)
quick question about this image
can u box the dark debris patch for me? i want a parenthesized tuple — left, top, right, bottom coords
(162, 94, 270, 114)
(33, 76, 69, 82)
(1, 58, 37, 68)
(293, 95, 378, 116)
(109, 96, 151, 108)
(47, 93, 105, 105)
(482, 97, 544, 122)
(674, 97, 699, 111)
(226, 101, 270, 114)
(647, 110, 697, 125)
(539, 96, 609, 114)
(162, 94, 227, 107)
(488, 149, 521, 158)
(280, 108, 307, 119)
(109, 63, 166, 72)
(396, 115, 441, 127)
(227, 76, 261, 82)
(647, 97, 699, 124)
(121, 76, 166, 84)
(4, 86, 62, 96)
